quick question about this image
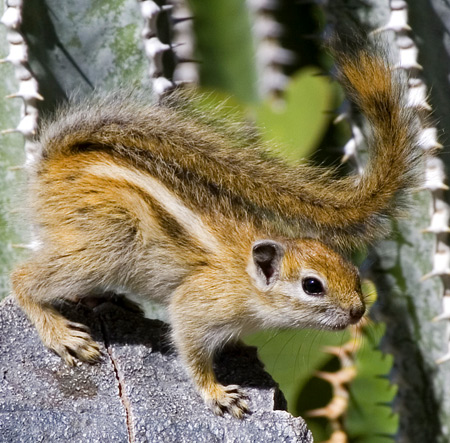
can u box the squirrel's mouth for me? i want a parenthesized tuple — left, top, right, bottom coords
(317, 307, 357, 331)
(332, 322, 348, 331)
(317, 316, 350, 331)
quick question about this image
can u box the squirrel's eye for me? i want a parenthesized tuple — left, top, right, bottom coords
(302, 277, 325, 296)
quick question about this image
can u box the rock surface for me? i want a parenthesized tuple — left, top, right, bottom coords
(0, 296, 313, 442)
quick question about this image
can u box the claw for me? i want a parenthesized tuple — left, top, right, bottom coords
(43, 317, 101, 365)
(204, 384, 250, 419)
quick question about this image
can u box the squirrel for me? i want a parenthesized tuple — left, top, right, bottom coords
(11, 40, 422, 418)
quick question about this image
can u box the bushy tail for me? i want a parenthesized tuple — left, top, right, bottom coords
(322, 40, 424, 247)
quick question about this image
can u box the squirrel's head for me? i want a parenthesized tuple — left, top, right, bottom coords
(246, 238, 365, 331)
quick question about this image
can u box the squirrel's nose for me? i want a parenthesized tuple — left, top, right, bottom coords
(349, 305, 365, 324)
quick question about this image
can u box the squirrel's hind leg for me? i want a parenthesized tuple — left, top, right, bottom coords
(11, 259, 101, 366)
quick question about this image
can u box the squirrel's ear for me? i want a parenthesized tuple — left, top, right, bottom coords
(248, 240, 285, 290)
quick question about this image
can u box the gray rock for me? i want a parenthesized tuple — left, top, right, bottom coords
(0, 296, 313, 443)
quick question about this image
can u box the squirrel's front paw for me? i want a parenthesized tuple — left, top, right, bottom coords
(203, 384, 250, 418)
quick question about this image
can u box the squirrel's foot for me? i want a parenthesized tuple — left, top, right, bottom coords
(39, 314, 101, 366)
(203, 384, 250, 418)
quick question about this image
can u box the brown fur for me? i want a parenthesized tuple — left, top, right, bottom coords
(36, 51, 422, 251)
(11, 47, 421, 417)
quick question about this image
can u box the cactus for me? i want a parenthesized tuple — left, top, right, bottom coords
(1, 0, 450, 441)
(372, 1, 450, 440)
(0, 0, 30, 301)
(322, 0, 450, 441)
